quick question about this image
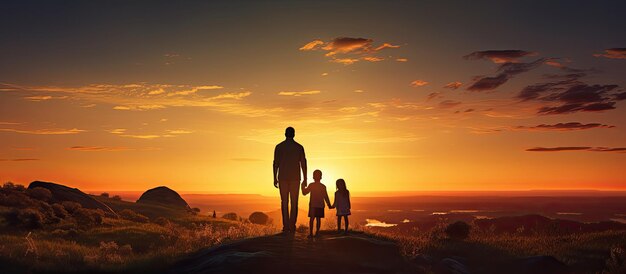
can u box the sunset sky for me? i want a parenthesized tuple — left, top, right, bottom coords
(1, 1, 625, 195)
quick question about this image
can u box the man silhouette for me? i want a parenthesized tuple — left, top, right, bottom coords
(273, 127, 307, 233)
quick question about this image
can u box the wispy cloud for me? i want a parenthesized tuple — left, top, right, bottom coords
(464, 50, 537, 63)
(515, 122, 614, 131)
(526, 147, 626, 153)
(278, 90, 321, 96)
(593, 48, 626, 59)
(410, 80, 429, 87)
(67, 146, 133, 152)
(443, 81, 462, 90)
(0, 158, 40, 162)
(299, 37, 401, 65)
(0, 128, 84, 135)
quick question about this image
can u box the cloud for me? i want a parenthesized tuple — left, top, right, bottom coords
(24, 95, 51, 101)
(526, 146, 626, 153)
(362, 56, 384, 62)
(410, 80, 429, 87)
(299, 37, 401, 65)
(331, 58, 359, 65)
(426, 92, 442, 101)
(120, 134, 161, 139)
(467, 58, 546, 91)
(0, 128, 84, 135)
(439, 100, 462, 109)
(108, 128, 126, 134)
(278, 90, 321, 96)
(593, 48, 626, 59)
(67, 146, 133, 152)
(165, 129, 193, 134)
(516, 73, 622, 115)
(396, 58, 408, 62)
(166, 85, 223, 97)
(443, 81, 462, 90)
(209, 91, 251, 100)
(464, 50, 537, 63)
(0, 158, 40, 162)
(299, 40, 325, 51)
(353, 89, 365, 93)
(515, 122, 615, 131)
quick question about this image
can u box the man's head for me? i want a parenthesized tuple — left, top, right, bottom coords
(313, 169, 322, 182)
(285, 127, 295, 138)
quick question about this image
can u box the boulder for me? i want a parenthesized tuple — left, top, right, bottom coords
(435, 258, 470, 274)
(137, 186, 190, 209)
(513, 256, 569, 274)
(28, 181, 116, 216)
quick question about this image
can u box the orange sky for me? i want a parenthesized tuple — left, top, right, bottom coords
(1, 2, 625, 195)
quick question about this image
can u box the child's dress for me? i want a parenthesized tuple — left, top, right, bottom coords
(334, 191, 351, 216)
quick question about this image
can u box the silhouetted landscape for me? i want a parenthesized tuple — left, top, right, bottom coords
(2, 181, 625, 273)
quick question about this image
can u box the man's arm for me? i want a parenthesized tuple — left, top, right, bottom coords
(273, 145, 279, 188)
(300, 146, 307, 185)
(324, 188, 333, 208)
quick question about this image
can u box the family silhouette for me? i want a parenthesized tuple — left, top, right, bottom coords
(273, 127, 351, 237)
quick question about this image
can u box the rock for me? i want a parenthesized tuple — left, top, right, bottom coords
(513, 256, 569, 274)
(323, 235, 404, 270)
(28, 181, 116, 216)
(169, 232, 412, 274)
(136, 186, 190, 209)
(435, 258, 470, 274)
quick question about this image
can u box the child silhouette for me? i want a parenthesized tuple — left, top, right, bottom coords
(332, 178, 351, 234)
(302, 169, 333, 238)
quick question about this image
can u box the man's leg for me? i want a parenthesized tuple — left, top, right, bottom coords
(279, 180, 290, 232)
(288, 181, 300, 232)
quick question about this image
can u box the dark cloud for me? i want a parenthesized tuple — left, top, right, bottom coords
(464, 50, 536, 63)
(299, 37, 401, 64)
(467, 58, 545, 91)
(515, 122, 615, 131)
(527, 147, 626, 153)
(439, 100, 461, 109)
(517, 73, 622, 115)
(593, 48, 626, 59)
(443, 81, 462, 90)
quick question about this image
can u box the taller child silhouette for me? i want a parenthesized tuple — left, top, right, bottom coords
(273, 127, 307, 233)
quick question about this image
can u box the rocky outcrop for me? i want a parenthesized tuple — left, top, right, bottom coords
(136, 186, 190, 210)
(27, 181, 116, 215)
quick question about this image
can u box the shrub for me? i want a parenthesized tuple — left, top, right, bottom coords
(62, 201, 82, 213)
(26, 187, 52, 201)
(192, 207, 201, 214)
(111, 195, 122, 201)
(16, 208, 45, 229)
(153, 216, 170, 226)
(52, 203, 68, 218)
(445, 221, 471, 240)
(222, 212, 238, 221)
(248, 212, 270, 225)
(119, 209, 149, 223)
(100, 192, 110, 198)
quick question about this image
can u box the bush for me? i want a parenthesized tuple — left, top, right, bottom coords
(73, 208, 98, 227)
(222, 212, 238, 221)
(16, 208, 45, 229)
(111, 195, 122, 201)
(119, 209, 149, 223)
(153, 216, 170, 226)
(52, 203, 68, 218)
(445, 221, 471, 240)
(26, 187, 52, 201)
(248, 212, 270, 225)
(62, 201, 82, 213)
(100, 192, 110, 198)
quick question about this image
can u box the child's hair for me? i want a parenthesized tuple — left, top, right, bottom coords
(336, 179, 349, 197)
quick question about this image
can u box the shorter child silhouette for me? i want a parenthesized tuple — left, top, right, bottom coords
(332, 179, 351, 234)
(302, 169, 333, 238)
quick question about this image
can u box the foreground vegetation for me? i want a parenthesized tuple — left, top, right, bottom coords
(0, 182, 277, 273)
